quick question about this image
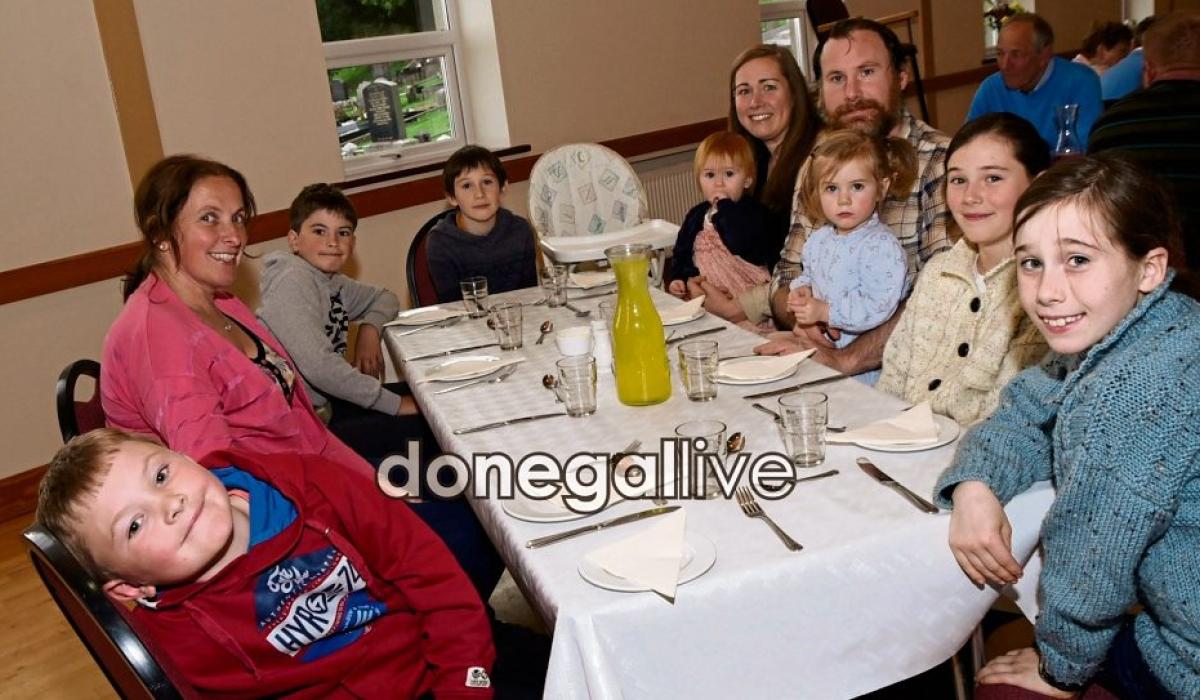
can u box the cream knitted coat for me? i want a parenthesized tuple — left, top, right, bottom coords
(876, 239, 1046, 424)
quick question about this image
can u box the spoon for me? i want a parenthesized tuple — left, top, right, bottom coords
(536, 320, 553, 345)
(542, 373, 562, 402)
(726, 431, 745, 453)
(563, 301, 591, 317)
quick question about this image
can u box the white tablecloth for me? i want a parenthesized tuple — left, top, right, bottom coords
(385, 288, 1053, 700)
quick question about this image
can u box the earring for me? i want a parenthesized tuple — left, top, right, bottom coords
(156, 242, 169, 251)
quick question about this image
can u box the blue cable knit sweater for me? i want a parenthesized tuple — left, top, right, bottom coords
(934, 279, 1200, 696)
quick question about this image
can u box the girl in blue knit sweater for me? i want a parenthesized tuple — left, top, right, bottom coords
(934, 155, 1200, 699)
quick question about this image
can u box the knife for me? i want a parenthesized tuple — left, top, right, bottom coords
(525, 505, 681, 548)
(568, 289, 617, 301)
(665, 326, 725, 345)
(405, 342, 499, 361)
(453, 411, 566, 435)
(856, 457, 939, 513)
(741, 373, 846, 399)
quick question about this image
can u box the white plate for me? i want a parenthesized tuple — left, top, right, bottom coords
(578, 532, 716, 592)
(388, 306, 465, 326)
(424, 355, 509, 382)
(502, 494, 592, 523)
(569, 270, 616, 289)
(852, 413, 961, 452)
(715, 357, 803, 385)
(661, 309, 705, 326)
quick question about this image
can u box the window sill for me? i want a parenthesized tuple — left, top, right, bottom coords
(337, 143, 531, 190)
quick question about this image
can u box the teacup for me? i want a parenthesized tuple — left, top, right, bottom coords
(555, 325, 594, 357)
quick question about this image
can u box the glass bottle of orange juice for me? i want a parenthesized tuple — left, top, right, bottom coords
(604, 244, 671, 405)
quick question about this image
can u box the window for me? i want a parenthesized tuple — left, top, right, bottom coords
(759, 0, 814, 78)
(318, 0, 469, 177)
(983, 1, 1033, 56)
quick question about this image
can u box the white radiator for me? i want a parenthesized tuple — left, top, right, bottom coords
(639, 160, 699, 226)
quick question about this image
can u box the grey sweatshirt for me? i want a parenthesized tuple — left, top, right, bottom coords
(257, 251, 402, 414)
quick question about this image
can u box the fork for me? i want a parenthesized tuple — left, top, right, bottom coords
(736, 487, 802, 551)
(431, 363, 520, 394)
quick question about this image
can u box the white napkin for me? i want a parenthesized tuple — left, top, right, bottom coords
(831, 401, 940, 446)
(658, 296, 705, 325)
(383, 305, 463, 326)
(717, 350, 815, 381)
(584, 509, 687, 599)
(424, 356, 523, 381)
(570, 270, 616, 289)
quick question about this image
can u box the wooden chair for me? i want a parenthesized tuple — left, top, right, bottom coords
(807, 0, 931, 124)
(406, 212, 444, 307)
(55, 359, 105, 443)
(23, 524, 194, 699)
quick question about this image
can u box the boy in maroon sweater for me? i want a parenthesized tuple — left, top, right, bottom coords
(36, 429, 494, 698)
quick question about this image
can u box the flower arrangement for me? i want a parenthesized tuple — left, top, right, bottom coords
(984, 1, 1026, 31)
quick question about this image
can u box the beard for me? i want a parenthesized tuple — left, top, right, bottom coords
(827, 97, 897, 136)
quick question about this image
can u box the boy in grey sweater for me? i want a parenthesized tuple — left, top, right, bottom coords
(258, 184, 419, 452)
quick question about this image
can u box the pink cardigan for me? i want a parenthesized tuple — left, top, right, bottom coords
(101, 274, 370, 476)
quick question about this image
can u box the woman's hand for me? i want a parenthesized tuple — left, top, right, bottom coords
(976, 648, 1077, 698)
(949, 481, 1023, 586)
(667, 279, 688, 299)
(354, 324, 385, 380)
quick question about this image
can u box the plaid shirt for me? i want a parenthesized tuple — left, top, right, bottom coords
(737, 110, 951, 324)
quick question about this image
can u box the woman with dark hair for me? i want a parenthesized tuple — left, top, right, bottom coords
(101, 155, 503, 601)
(690, 45, 820, 323)
(102, 155, 365, 471)
(877, 113, 1050, 424)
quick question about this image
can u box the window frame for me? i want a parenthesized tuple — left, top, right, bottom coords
(320, 0, 473, 179)
(759, 0, 814, 78)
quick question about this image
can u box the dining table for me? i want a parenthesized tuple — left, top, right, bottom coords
(383, 285, 1054, 700)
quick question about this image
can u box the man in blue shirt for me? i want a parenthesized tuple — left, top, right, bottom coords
(967, 13, 1103, 150)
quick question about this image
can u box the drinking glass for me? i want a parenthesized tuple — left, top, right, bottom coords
(777, 392, 828, 467)
(541, 264, 569, 307)
(597, 299, 616, 328)
(556, 355, 597, 417)
(489, 302, 523, 350)
(460, 276, 489, 318)
(674, 419, 727, 499)
(678, 340, 719, 401)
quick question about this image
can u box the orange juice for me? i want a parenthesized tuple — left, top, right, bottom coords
(606, 244, 671, 405)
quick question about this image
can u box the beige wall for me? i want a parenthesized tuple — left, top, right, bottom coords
(0, 1, 757, 480)
(491, 0, 758, 151)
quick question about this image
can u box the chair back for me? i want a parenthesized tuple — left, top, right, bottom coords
(407, 212, 444, 307)
(528, 143, 646, 238)
(23, 524, 192, 699)
(56, 359, 105, 443)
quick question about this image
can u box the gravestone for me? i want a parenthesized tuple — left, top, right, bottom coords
(362, 79, 403, 142)
(330, 77, 346, 102)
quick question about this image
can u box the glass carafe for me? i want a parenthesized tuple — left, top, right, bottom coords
(1053, 103, 1082, 160)
(604, 243, 671, 405)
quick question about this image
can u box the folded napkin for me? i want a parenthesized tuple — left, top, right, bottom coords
(424, 356, 523, 381)
(717, 350, 815, 381)
(384, 305, 463, 326)
(658, 296, 705, 325)
(584, 508, 688, 599)
(831, 401, 940, 446)
(570, 270, 616, 289)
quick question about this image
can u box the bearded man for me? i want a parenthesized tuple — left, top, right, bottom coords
(697, 18, 951, 374)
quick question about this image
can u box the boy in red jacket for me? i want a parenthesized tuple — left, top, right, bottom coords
(36, 428, 494, 698)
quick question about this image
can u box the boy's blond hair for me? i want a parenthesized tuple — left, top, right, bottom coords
(799, 129, 916, 228)
(693, 132, 757, 196)
(36, 429, 160, 578)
